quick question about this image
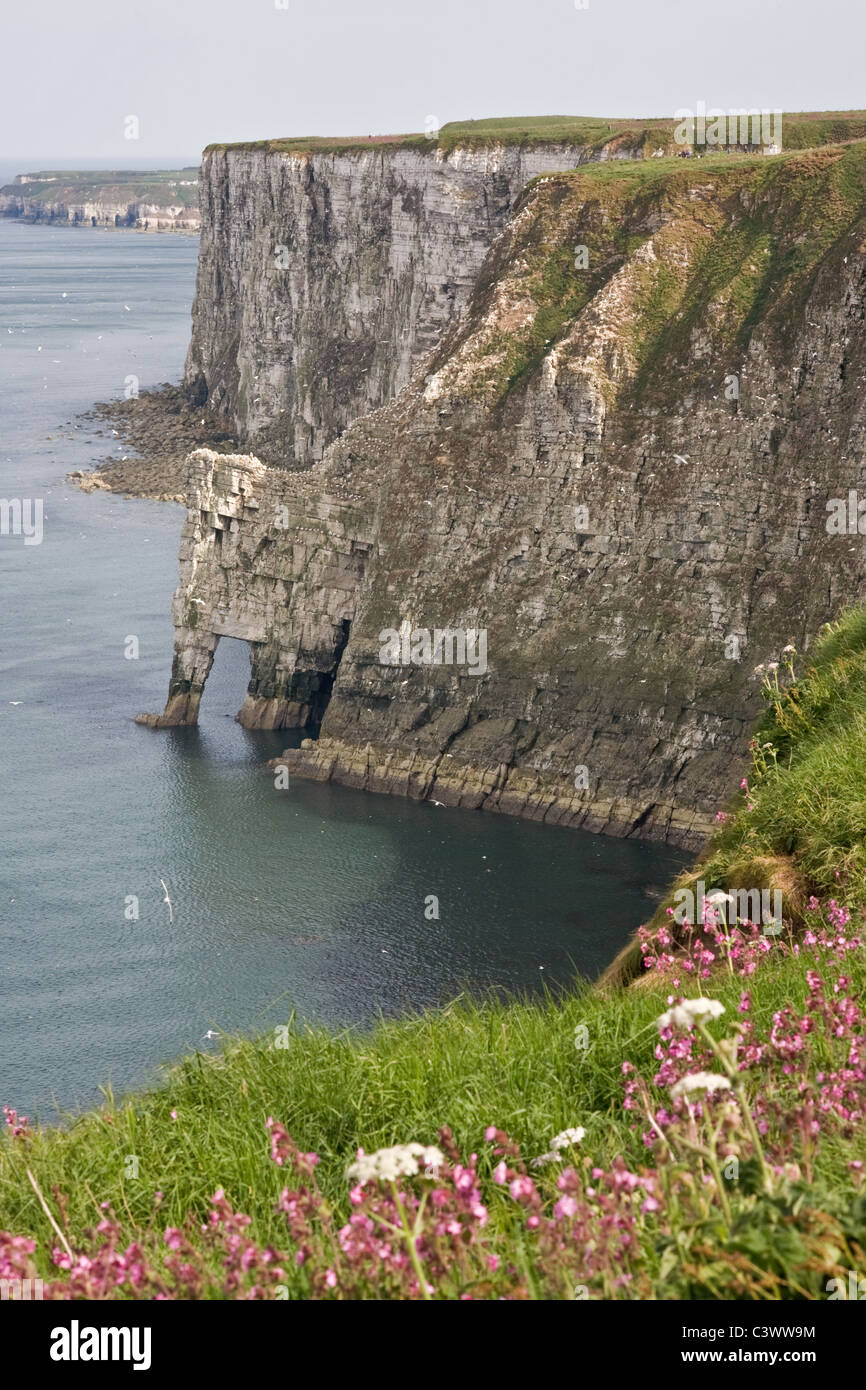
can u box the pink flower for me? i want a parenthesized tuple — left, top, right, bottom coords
(509, 1176, 536, 1201)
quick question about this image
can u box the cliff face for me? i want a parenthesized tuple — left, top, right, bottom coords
(184, 140, 641, 464)
(144, 140, 866, 847)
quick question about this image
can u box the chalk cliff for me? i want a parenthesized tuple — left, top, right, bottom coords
(184, 136, 649, 464)
(142, 133, 866, 847)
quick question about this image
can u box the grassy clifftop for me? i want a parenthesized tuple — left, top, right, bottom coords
(205, 110, 866, 157)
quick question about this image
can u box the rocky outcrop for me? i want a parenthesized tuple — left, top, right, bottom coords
(136, 449, 376, 730)
(142, 139, 866, 848)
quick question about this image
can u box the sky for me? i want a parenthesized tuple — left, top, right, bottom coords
(2, 0, 864, 166)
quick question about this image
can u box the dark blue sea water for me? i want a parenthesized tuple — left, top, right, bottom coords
(0, 217, 687, 1118)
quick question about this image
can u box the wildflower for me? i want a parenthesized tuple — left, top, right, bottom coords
(669, 1073, 732, 1097)
(551, 1127, 585, 1150)
(740, 778, 748, 790)
(657, 998, 725, 1032)
(705, 890, 735, 922)
(530, 1133, 583, 1169)
(509, 1175, 536, 1201)
(828, 900, 851, 929)
(715, 811, 729, 823)
(2, 1106, 30, 1138)
(346, 1142, 445, 1185)
(782, 644, 796, 655)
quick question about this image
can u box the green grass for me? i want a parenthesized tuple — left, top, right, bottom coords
(713, 610, 866, 894)
(3, 948, 863, 1283)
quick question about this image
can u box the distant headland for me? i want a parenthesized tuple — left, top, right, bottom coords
(0, 168, 200, 232)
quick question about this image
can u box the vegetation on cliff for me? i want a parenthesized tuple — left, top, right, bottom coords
(621, 608, 866, 952)
(445, 138, 866, 405)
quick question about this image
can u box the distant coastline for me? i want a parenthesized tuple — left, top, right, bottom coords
(0, 167, 200, 233)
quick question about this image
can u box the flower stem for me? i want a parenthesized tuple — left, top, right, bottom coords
(390, 1183, 432, 1300)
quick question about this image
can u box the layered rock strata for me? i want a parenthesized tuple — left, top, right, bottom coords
(142, 142, 866, 847)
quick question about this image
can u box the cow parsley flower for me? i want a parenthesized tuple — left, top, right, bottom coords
(657, 998, 725, 1032)
(705, 890, 735, 924)
(347, 1142, 444, 1185)
(670, 1072, 732, 1097)
(551, 1127, 586, 1150)
(530, 1126, 586, 1167)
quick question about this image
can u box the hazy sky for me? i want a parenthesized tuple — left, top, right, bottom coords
(3, 0, 864, 165)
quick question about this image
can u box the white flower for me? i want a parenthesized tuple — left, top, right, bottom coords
(705, 890, 735, 924)
(767, 662, 779, 672)
(657, 998, 725, 1032)
(551, 1127, 586, 1150)
(782, 644, 796, 655)
(670, 1072, 732, 1097)
(530, 1126, 586, 1167)
(347, 1142, 445, 1185)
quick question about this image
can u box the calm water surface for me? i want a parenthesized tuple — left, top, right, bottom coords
(0, 218, 688, 1117)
